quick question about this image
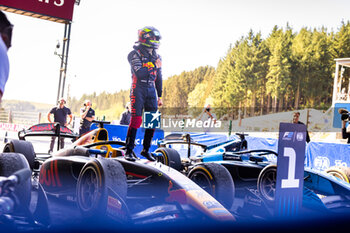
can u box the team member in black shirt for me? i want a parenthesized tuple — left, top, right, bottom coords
(79, 99, 95, 136)
(293, 112, 310, 143)
(47, 98, 72, 153)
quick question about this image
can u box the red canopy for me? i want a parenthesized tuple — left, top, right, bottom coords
(0, 0, 76, 23)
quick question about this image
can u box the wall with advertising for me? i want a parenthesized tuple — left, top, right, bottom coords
(245, 136, 350, 170)
(90, 123, 164, 156)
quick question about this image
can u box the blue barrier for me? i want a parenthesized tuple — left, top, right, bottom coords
(307, 141, 350, 170)
(245, 136, 350, 170)
(90, 123, 164, 156)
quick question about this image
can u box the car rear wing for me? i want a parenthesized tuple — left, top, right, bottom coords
(18, 123, 79, 140)
(223, 149, 278, 162)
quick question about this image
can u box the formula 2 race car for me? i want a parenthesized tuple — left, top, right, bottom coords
(0, 153, 51, 231)
(154, 132, 350, 219)
(2, 122, 235, 229)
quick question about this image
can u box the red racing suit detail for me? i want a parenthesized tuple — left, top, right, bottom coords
(130, 116, 142, 129)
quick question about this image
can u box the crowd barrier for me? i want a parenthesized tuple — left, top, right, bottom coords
(90, 123, 164, 154)
(240, 136, 350, 170)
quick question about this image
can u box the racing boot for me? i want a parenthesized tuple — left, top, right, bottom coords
(141, 129, 156, 161)
(140, 149, 156, 161)
(124, 148, 136, 161)
(124, 127, 137, 161)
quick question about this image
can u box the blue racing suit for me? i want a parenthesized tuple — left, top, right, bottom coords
(125, 44, 162, 152)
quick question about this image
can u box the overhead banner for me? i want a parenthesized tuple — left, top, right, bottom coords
(0, 0, 75, 23)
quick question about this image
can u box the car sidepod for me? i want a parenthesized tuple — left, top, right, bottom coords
(150, 162, 235, 222)
(39, 156, 90, 195)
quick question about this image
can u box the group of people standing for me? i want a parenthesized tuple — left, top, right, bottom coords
(47, 98, 95, 153)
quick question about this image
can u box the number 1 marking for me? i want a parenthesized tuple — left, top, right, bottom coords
(281, 147, 299, 188)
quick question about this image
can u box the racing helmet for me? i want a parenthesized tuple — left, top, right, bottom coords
(138, 26, 161, 49)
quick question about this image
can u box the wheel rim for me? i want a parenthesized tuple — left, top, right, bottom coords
(156, 150, 167, 165)
(260, 169, 276, 201)
(79, 167, 101, 211)
(328, 171, 348, 182)
(156, 154, 166, 164)
(189, 170, 214, 196)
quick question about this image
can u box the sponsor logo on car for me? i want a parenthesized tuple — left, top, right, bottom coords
(203, 201, 222, 209)
(39, 160, 62, 187)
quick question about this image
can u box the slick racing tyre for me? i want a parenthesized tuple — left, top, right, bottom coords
(3, 139, 36, 170)
(77, 158, 128, 223)
(0, 153, 32, 208)
(257, 164, 277, 206)
(325, 166, 350, 183)
(188, 163, 234, 210)
(154, 148, 182, 171)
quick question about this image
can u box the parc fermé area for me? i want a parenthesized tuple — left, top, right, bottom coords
(2, 1, 350, 232)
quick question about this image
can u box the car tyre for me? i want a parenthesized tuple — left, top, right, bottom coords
(0, 152, 32, 208)
(77, 158, 128, 223)
(325, 166, 350, 183)
(3, 139, 36, 170)
(257, 164, 277, 206)
(188, 163, 234, 210)
(154, 148, 182, 171)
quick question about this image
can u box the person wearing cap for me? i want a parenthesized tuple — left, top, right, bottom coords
(79, 99, 95, 136)
(124, 26, 163, 161)
(0, 10, 13, 103)
(47, 98, 73, 153)
(120, 102, 131, 125)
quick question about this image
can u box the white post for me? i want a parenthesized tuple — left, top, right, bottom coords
(332, 62, 339, 107)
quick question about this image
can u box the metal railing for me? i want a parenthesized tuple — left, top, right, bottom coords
(0, 109, 42, 125)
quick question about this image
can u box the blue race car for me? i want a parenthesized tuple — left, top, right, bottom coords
(155, 132, 350, 219)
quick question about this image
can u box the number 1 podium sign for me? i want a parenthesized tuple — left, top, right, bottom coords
(275, 122, 306, 217)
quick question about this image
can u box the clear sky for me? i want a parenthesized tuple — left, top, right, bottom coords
(2, 0, 350, 104)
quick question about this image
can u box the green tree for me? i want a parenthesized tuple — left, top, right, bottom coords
(266, 25, 293, 112)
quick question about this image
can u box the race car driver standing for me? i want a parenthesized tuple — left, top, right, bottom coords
(124, 26, 163, 161)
